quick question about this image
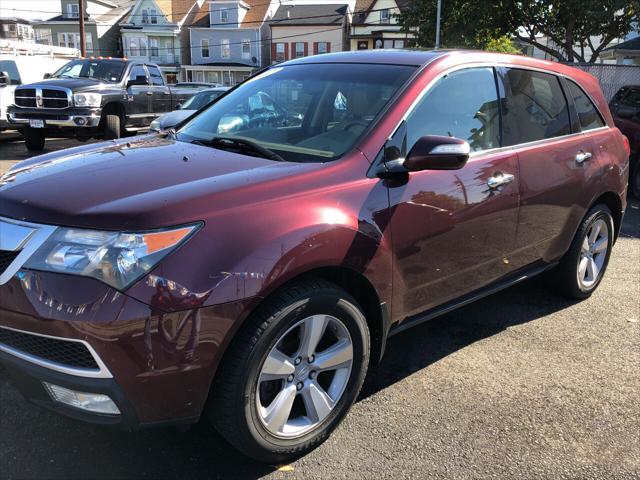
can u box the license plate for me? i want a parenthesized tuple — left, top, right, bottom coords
(29, 119, 44, 128)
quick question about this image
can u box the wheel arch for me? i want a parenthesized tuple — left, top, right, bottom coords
(101, 101, 125, 123)
(590, 191, 623, 240)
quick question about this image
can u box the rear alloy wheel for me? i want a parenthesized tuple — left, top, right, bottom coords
(207, 278, 369, 463)
(24, 127, 45, 151)
(547, 204, 614, 299)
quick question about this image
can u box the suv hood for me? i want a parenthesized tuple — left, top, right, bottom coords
(0, 135, 314, 231)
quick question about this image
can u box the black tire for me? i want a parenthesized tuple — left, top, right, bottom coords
(206, 278, 370, 463)
(24, 127, 45, 151)
(546, 204, 614, 300)
(630, 157, 640, 200)
(102, 113, 121, 140)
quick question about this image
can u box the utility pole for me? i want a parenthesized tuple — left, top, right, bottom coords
(79, 0, 86, 56)
(435, 0, 442, 49)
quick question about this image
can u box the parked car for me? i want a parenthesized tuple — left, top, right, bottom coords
(6, 58, 195, 151)
(609, 85, 640, 198)
(150, 86, 230, 132)
(0, 50, 629, 463)
(0, 55, 69, 132)
(173, 82, 222, 89)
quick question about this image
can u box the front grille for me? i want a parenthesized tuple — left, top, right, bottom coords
(0, 327, 100, 370)
(0, 250, 20, 276)
(42, 88, 70, 109)
(14, 87, 70, 109)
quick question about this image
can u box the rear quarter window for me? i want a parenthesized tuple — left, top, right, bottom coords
(566, 80, 606, 130)
(500, 68, 571, 146)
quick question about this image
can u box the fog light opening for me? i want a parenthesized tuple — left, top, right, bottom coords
(74, 117, 86, 126)
(42, 382, 120, 415)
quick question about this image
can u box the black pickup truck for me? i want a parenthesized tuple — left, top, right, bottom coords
(6, 58, 195, 151)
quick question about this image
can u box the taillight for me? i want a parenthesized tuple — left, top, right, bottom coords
(622, 135, 631, 158)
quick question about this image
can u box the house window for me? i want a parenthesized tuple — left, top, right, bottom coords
(242, 39, 251, 59)
(317, 42, 329, 54)
(383, 39, 394, 49)
(394, 39, 405, 48)
(201, 39, 210, 58)
(206, 71, 218, 83)
(36, 28, 51, 45)
(380, 9, 390, 24)
(57, 32, 92, 53)
(67, 3, 79, 19)
(357, 40, 368, 50)
(295, 42, 305, 58)
(141, 9, 149, 23)
(275, 42, 285, 62)
(221, 39, 230, 59)
(139, 37, 148, 57)
(128, 37, 139, 56)
(150, 9, 158, 24)
(150, 38, 159, 58)
(220, 9, 228, 23)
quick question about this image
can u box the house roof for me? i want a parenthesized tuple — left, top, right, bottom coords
(95, 0, 136, 23)
(189, 0, 276, 29)
(270, 4, 348, 26)
(124, 0, 197, 24)
(603, 36, 640, 53)
(36, 15, 96, 23)
(241, 0, 272, 28)
(352, 0, 410, 25)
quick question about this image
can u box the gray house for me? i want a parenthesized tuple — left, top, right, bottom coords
(185, 0, 277, 86)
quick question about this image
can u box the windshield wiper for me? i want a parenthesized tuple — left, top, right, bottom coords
(192, 136, 284, 162)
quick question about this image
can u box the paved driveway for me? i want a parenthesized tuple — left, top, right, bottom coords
(0, 134, 639, 479)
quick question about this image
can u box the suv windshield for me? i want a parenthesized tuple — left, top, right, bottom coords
(52, 59, 126, 83)
(176, 63, 416, 162)
(181, 90, 225, 110)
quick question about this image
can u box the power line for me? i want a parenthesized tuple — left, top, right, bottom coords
(37, 25, 348, 55)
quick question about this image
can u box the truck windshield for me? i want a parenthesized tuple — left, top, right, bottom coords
(176, 63, 416, 163)
(52, 60, 126, 83)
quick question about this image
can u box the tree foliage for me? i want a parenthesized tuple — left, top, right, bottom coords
(398, 0, 639, 62)
(484, 35, 523, 54)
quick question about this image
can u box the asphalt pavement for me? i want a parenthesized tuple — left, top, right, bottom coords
(0, 135, 639, 479)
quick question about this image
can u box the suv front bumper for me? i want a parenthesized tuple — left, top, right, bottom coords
(7, 106, 102, 128)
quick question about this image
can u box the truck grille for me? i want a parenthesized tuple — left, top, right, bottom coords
(42, 89, 70, 108)
(0, 326, 100, 370)
(0, 250, 20, 276)
(15, 88, 36, 107)
(14, 87, 71, 109)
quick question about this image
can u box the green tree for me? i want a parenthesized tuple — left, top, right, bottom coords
(484, 35, 523, 54)
(398, 0, 639, 62)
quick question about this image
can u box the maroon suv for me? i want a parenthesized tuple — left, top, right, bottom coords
(0, 51, 629, 462)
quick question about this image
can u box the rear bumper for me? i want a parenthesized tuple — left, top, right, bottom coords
(7, 106, 101, 128)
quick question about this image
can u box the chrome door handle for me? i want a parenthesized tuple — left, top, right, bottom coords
(146, 91, 153, 96)
(487, 172, 515, 189)
(575, 151, 592, 164)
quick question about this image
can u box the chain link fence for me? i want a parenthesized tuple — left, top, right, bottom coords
(568, 63, 640, 101)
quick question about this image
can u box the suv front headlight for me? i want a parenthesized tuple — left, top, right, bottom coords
(73, 92, 102, 107)
(24, 224, 200, 290)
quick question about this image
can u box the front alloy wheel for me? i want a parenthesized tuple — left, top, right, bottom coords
(256, 314, 353, 438)
(207, 278, 369, 463)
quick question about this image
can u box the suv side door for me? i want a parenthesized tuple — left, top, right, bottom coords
(146, 64, 172, 114)
(498, 68, 604, 268)
(387, 66, 521, 319)
(124, 64, 152, 127)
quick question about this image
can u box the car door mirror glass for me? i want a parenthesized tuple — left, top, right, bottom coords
(0, 71, 8, 87)
(404, 135, 470, 171)
(43, 72, 52, 79)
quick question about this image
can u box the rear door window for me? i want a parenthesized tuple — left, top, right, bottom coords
(146, 65, 165, 86)
(565, 80, 606, 130)
(500, 68, 571, 145)
(406, 67, 501, 152)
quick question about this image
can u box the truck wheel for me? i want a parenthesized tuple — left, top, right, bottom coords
(103, 113, 121, 140)
(206, 277, 370, 463)
(24, 128, 45, 151)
